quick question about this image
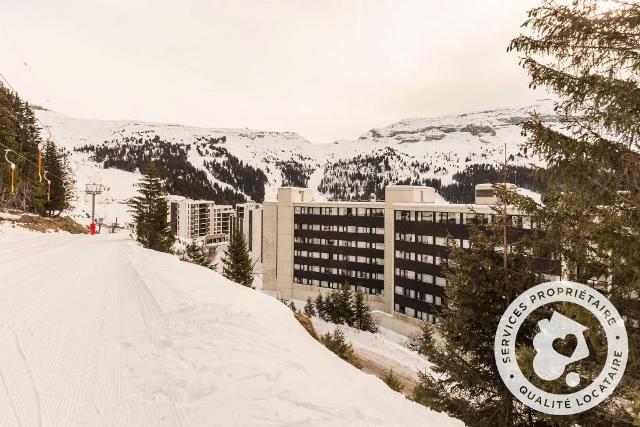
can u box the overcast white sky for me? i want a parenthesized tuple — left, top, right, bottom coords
(0, 0, 549, 143)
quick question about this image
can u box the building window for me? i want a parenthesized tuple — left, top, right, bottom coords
(419, 211, 434, 222)
(396, 210, 411, 221)
(417, 273, 433, 284)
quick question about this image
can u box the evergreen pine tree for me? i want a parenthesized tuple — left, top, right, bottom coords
(184, 241, 210, 267)
(41, 140, 69, 216)
(319, 329, 362, 369)
(412, 220, 543, 426)
(509, 1, 640, 423)
(336, 285, 354, 326)
(222, 225, 254, 288)
(0, 82, 50, 213)
(383, 369, 404, 393)
(314, 294, 326, 320)
(324, 292, 341, 324)
(128, 163, 175, 252)
(353, 289, 377, 332)
(303, 297, 316, 317)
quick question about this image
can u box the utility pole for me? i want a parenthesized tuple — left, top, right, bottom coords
(502, 142, 513, 427)
(85, 183, 103, 231)
(503, 142, 509, 271)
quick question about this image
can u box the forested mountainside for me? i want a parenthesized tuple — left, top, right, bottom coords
(318, 151, 546, 203)
(316, 146, 540, 202)
(34, 100, 557, 222)
(317, 147, 433, 200)
(76, 137, 247, 204)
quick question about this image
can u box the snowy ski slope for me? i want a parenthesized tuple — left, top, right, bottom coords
(0, 226, 461, 426)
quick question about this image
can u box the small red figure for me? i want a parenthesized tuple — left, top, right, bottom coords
(90, 222, 96, 235)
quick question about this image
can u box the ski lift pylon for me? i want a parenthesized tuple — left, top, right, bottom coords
(4, 149, 16, 193)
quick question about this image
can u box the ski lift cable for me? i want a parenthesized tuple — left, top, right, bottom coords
(0, 70, 53, 140)
(0, 24, 54, 115)
(0, 71, 94, 186)
(0, 99, 92, 184)
(0, 70, 67, 164)
(0, 140, 65, 182)
(0, 78, 64, 183)
(0, 69, 95, 207)
(0, 96, 51, 183)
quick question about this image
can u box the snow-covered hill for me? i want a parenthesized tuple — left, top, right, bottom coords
(35, 100, 557, 224)
(0, 225, 461, 426)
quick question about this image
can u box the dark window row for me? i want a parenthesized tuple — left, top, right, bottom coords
(395, 269, 446, 287)
(294, 250, 384, 265)
(295, 206, 384, 216)
(295, 263, 384, 281)
(294, 236, 384, 250)
(394, 295, 439, 324)
(295, 223, 384, 234)
(293, 270, 383, 295)
(395, 210, 535, 229)
(394, 285, 443, 306)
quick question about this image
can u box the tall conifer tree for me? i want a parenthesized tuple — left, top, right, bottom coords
(412, 218, 543, 427)
(222, 225, 254, 287)
(41, 140, 69, 216)
(0, 82, 47, 212)
(129, 163, 175, 252)
(509, 1, 640, 423)
(353, 289, 377, 333)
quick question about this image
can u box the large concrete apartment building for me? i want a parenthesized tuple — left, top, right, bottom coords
(262, 185, 560, 334)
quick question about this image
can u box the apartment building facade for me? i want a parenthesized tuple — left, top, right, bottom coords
(233, 202, 264, 264)
(168, 198, 234, 245)
(262, 185, 560, 335)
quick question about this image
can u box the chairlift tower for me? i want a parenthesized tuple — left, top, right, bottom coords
(85, 183, 104, 225)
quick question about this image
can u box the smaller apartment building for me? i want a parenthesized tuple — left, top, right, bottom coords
(169, 199, 234, 245)
(262, 185, 560, 334)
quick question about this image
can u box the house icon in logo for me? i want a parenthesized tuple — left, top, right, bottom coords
(533, 311, 589, 387)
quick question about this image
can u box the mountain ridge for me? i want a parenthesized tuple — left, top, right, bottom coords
(35, 100, 555, 224)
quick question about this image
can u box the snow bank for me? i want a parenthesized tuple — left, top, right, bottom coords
(0, 230, 462, 426)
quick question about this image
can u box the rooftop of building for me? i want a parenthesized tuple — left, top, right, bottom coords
(266, 183, 535, 215)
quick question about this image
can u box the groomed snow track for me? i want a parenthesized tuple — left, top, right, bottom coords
(0, 229, 461, 427)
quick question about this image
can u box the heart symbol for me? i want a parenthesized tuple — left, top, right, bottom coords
(552, 334, 578, 358)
